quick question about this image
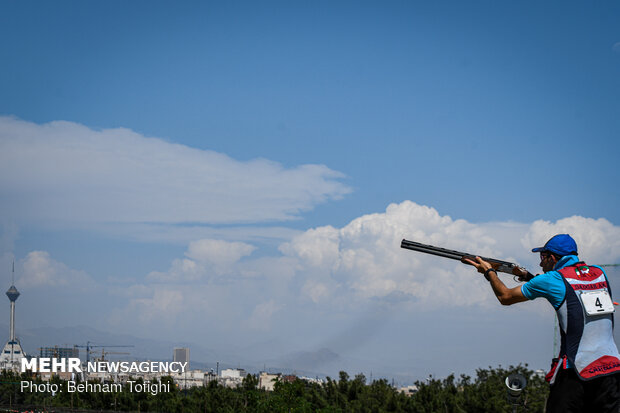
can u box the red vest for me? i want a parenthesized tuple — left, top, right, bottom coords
(548, 263, 620, 382)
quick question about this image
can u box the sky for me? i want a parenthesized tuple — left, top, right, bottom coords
(1, 0, 620, 382)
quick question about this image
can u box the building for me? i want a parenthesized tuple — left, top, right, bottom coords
(220, 368, 247, 379)
(220, 368, 247, 388)
(173, 347, 190, 370)
(35, 346, 80, 379)
(39, 346, 80, 360)
(0, 265, 26, 371)
(171, 370, 218, 389)
(397, 384, 419, 397)
(259, 372, 280, 391)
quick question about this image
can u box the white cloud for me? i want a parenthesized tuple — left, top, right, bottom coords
(34, 200, 618, 350)
(127, 201, 520, 332)
(278, 201, 620, 307)
(185, 239, 256, 268)
(279, 201, 499, 306)
(0, 116, 350, 226)
(147, 258, 205, 282)
(523, 216, 620, 264)
(147, 238, 256, 282)
(128, 202, 620, 331)
(20, 251, 94, 289)
(279, 226, 340, 269)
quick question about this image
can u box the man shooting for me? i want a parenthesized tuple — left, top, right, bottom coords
(463, 234, 620, 412)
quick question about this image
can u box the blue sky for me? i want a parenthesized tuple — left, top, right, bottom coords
(1, 1, 620, 381)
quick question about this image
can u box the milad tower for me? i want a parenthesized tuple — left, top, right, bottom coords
(0, 263, 26, 370)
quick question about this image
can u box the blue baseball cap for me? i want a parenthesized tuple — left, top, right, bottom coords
(531, 234, 578, 256)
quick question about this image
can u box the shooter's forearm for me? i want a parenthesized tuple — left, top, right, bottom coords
(486, 269, 528, 306)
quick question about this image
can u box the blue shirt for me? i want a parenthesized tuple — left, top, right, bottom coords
(521, 255, 581, 309)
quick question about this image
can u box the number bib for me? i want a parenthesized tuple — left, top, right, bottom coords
(581, 290, 615, 315)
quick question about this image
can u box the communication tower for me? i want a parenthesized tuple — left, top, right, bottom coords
(0, 262, 26, 370)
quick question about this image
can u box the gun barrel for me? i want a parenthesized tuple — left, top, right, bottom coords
(400, 239, 472, 260)
(400, 239, 518, 275)
(400, 239, 467, 261)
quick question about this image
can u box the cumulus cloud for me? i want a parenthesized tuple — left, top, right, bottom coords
(147, 238, 256, 282)
(75, 201, 620, 348)
(279, 226, 340, 269)
(130, 201, 620, 326)
(523, 216, 620, 264)
(0, 116, 350, 226)
(278, 201, 502, 306)
(147, 258, 205, 282)
(20, 251, 94, 289)
(278, 201, 620, 307)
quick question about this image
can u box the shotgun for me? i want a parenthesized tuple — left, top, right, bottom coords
(400, 239, 534, 281)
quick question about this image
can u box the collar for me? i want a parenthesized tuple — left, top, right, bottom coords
(553, 255, 580, 271)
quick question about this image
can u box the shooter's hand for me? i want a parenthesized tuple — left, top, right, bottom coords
(512, 266, 534, 282)
(461, 256, 494, 274)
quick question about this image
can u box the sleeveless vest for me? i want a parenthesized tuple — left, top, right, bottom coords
(549, 262, 620, 382)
